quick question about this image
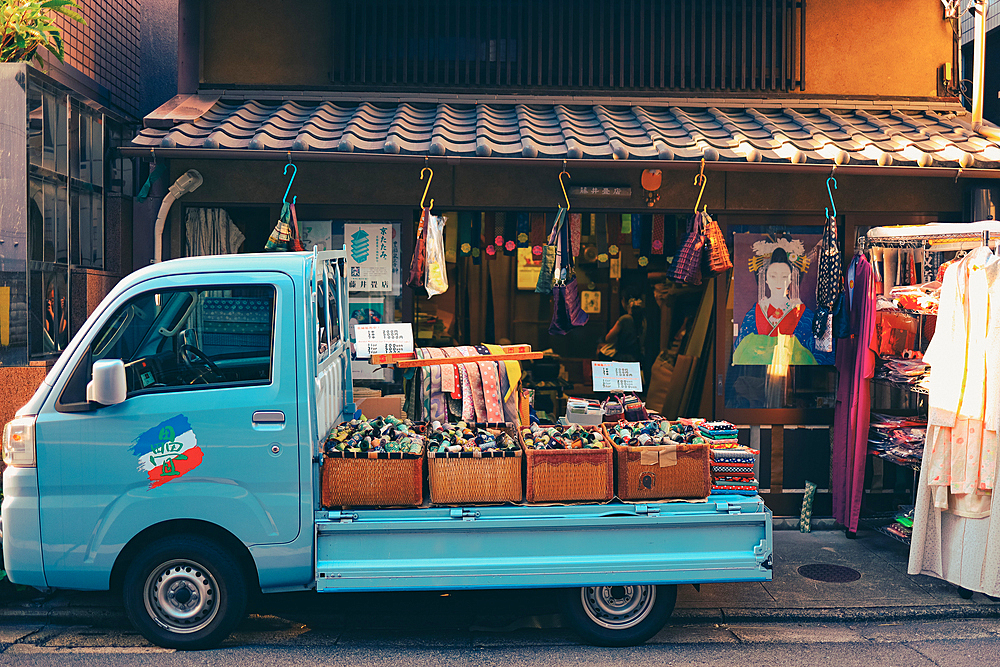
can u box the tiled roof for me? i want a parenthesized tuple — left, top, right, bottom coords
(132, 99, 1000, 169)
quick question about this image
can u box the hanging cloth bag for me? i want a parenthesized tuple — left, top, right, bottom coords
(549, 208, 589, 335)
(701, 212, 732, 275)
(264, 201, 294, 252)
(812, 214, 843, 349)
(288, 201, 306, 252)
(667, 212, 705, 285)
(407, 208, 430, 295)
(424, 214, 449, 297)
(535, 207, 565, 294)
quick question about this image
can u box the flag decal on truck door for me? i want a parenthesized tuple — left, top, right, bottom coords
(129, 414, 203, 489)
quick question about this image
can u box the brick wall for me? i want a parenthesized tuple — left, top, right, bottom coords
(55, 0, 142, 116)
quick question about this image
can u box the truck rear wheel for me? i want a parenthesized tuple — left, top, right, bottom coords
(562, 584, 677, 646)
(122, 536, 247, 650)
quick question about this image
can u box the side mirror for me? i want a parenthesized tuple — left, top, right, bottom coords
(87, 360, 127, 406)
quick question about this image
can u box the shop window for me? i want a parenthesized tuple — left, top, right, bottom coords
(60, 285, 276, 404)
(24, 76, 125, 360)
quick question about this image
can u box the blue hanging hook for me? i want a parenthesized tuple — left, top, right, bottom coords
(825, 174, 838, 219)
(283, 162, 297, 205)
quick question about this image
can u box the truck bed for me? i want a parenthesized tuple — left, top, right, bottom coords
(315, 494, 772, 592)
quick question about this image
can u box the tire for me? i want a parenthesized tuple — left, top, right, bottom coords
(122, 536, 248, 650)
(562, 584, 677, 647)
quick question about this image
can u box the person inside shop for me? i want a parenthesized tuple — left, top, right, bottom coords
(598, 290, 646, 363)
(732, 243, 832, 366)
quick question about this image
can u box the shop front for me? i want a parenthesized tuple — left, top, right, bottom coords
(126, 96, 999, 517)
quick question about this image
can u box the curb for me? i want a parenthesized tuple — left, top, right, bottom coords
(2, 602, 1000, 629)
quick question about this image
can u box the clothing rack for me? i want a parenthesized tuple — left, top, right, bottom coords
(865, 220, 1000, 253)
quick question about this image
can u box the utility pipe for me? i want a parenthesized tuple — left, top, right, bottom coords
(154, 170, 203, 263)
(972, 0, 989, 131)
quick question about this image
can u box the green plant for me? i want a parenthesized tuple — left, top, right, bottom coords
(1, 0, 84, 66)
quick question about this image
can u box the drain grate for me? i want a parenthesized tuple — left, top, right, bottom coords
(797, 563, 862, 583)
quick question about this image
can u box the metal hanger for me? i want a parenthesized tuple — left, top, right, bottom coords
(420, 166, 434, 212)
(283, 161, 297, 206)
(693, 157, 707, 213)
(825, 173, 838, 219)
(559, 164, 571, 211)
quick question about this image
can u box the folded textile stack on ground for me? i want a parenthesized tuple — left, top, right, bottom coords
(698, 420, 740, 448)
(700, 420, 759, 495)
(868, 412, 926, 468)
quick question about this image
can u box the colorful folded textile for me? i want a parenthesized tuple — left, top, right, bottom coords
(699, 428, 739, 439)
(710, 488, 759, 496)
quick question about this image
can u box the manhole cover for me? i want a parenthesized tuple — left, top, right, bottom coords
(797, 563, 862, 583)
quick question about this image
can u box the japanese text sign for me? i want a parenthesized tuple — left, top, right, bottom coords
(346, 223, 392, 293)
(592, 361, 642, 392)
(355, 323, 414, 358)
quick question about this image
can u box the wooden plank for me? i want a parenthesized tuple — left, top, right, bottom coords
(770, 424, 784, 492)
(143, 94, 220, 129)
(370, 344, 539, 366)
(375, 352, 544, 368)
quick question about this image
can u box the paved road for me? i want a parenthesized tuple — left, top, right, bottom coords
(2, 616, 1000, 665)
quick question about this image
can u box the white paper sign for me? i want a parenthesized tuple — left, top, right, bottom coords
(346, 223, 392, 293)
(592, 361, 643, 392)
(354, 324, 414, 359)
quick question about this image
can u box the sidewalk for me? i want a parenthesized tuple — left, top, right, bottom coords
(1, 528, 998, 629)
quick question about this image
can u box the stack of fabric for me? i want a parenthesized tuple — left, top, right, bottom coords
(710, 447, 759, 496)
(697, 420, 740, 448)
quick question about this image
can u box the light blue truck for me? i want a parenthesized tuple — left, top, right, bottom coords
(1, 249, 772, 650)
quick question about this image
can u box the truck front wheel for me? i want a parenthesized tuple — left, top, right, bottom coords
(122, 536, 247, 650)
(562, 584, 677, 646)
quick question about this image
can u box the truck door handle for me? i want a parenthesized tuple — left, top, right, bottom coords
(252, 410, 285, 424)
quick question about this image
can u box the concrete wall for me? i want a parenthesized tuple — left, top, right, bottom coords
(199, 0, 954, 99)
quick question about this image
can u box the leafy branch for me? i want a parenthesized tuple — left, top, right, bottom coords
(1, 0, 85, 67)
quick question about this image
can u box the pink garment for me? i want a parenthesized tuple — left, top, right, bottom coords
(832, 254, 878, 533)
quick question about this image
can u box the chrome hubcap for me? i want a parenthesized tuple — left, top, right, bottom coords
(144, 559, 219, 634)
(581, 585, 655, 630)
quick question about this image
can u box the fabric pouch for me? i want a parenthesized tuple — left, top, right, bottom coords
(667, 212, 705, 285)
(701, 213, 733, 275)
(406, 208, 430, 294)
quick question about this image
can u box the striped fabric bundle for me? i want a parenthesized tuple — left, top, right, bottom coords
(710, 446, 760, 497)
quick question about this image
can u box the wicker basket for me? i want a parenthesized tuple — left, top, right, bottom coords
(524, 426, 613, 503)
(605, 423, 711, 500)
(321, 451, 424, 508)
(427, 426, 523, 504)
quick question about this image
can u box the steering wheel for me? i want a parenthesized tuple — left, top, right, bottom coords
(178, 343, 225, 384)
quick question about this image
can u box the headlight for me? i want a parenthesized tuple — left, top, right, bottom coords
(2, 416, 37, 468)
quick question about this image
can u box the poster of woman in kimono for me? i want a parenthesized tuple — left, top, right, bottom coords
(732, 232, 833, 366)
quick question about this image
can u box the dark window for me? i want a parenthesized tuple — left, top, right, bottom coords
(76, 285, 277, 398)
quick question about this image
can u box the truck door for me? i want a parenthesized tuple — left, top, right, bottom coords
(34, 273, 300, 589)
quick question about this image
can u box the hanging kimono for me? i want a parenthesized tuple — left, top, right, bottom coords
(831, 253, 877, 534)
(909, 248, 1000, 596)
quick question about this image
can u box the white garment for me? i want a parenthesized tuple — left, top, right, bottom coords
(909, 247, 1000, 595)
(185, 208, 245, 256)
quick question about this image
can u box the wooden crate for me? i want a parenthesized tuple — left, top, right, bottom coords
(321, 451, 424, 508)
(604, 422, 711, 500)
(524, 426, 613, 503)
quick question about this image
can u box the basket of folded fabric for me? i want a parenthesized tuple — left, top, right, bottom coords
(710, 447, 760, 496)
(522, 423, 613, 503)
(426, 421, 523, 504)
(604, 419, 711, 500)
(321, 416, 425, 508)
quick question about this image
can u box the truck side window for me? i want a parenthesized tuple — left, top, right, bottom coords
(58, 285, 276, 407)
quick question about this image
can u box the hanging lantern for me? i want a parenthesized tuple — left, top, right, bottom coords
(641, 169, 662, 207)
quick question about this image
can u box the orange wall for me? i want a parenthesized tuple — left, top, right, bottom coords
(201, 0, 955, 99)
(805, 0, 952, 98)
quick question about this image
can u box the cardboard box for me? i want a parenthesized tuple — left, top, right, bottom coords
(356, 395, 405, 419)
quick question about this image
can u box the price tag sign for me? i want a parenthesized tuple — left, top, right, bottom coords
(355, 324, 414, 359)
(591, 361, 643, 392)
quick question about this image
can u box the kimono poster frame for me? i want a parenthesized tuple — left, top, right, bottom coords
(732, 231, 833, 367)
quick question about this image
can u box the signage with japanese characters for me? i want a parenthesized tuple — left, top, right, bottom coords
(592, 361, 643, 392)
(345, 223, 392, 292)
(354, 323, 414, 358)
